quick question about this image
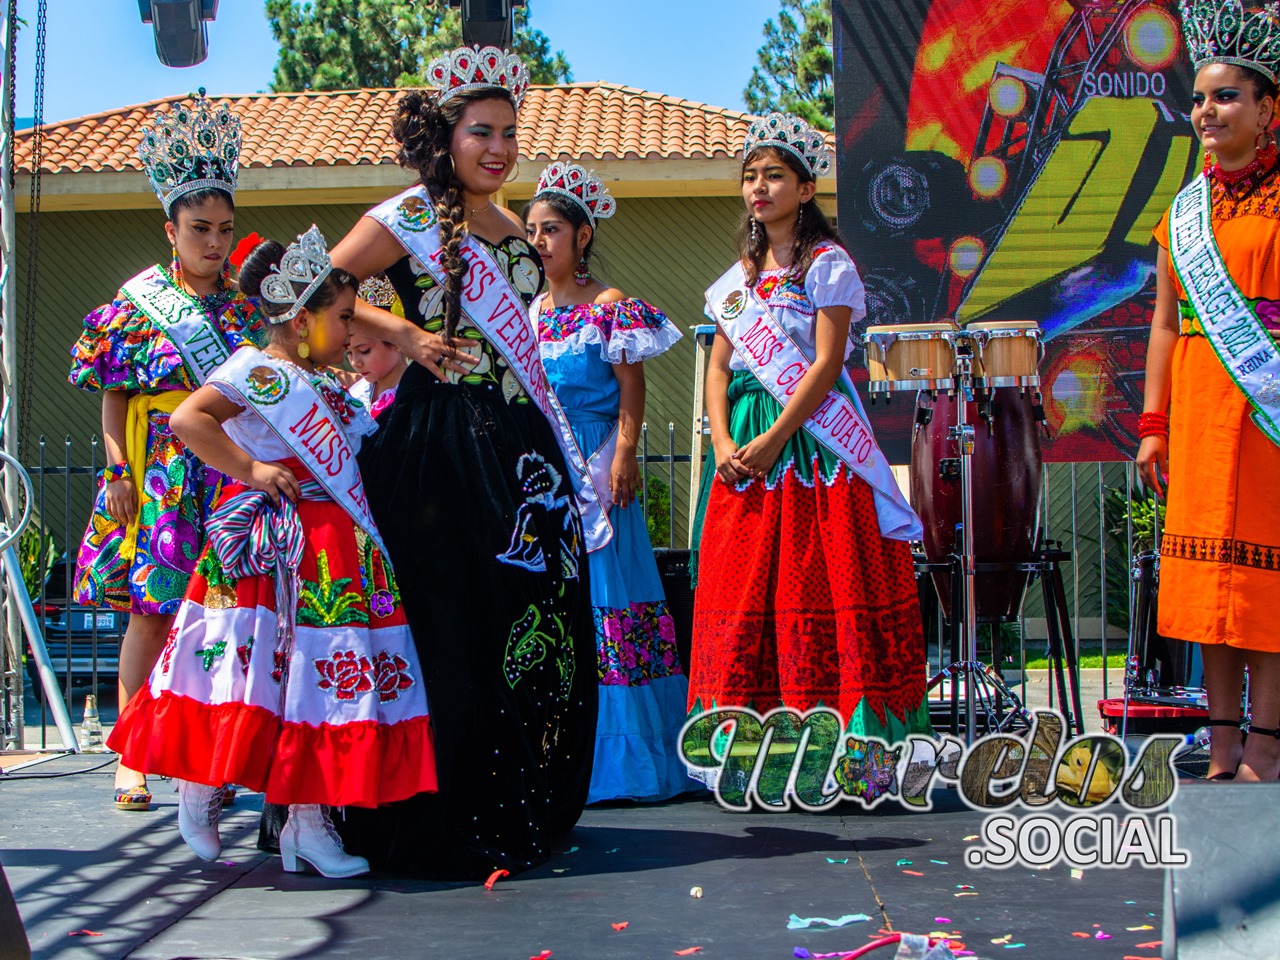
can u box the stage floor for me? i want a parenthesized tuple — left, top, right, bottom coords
(0, 752, 1177, 960)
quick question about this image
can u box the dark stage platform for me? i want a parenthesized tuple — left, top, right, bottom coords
(1, 753, 1174, 959)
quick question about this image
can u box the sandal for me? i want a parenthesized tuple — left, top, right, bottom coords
(219, 784, 237, 806)
(1205, 719, 1243, 782)
(114, 784, 153, 811)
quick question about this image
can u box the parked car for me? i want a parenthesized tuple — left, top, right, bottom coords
(26, 557, 125, 687)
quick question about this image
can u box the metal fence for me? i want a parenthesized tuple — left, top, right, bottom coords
(6, 431, 1158, 750)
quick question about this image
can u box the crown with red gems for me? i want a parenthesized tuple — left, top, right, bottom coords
(534, 162, 617, 227)
(743, 112, 833, 179)
(1180, 0, 1280, 83)
(427, 45, 529, 109)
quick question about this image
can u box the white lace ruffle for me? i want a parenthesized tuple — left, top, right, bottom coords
(539, 320, 685, 365)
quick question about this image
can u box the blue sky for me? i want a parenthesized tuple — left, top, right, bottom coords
(14, 0, 782, 125)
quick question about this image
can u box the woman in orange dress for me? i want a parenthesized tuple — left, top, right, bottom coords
(1137, 0, 1280, 782)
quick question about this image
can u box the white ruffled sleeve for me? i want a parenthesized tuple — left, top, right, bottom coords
(538, 298, 684, 364)
(805, 247, 867, 326)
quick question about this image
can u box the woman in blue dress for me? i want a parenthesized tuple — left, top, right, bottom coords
(525, 162, 692, 802)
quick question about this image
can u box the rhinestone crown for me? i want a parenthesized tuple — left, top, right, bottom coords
(1180, 0, 1280, 83)
(742, 112, 833, 179)
(138, 91, 241, 215)
(260, 225, 333, 324)
(534, 162, 617, 227)
(427, 45, 529, 110)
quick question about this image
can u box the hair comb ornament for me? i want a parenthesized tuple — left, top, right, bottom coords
(259, 225, 333, 324)
(427, 45, 530, 109)
(534, 162, 617, 227)
(1180, 0, 1280, 83)
(742, 112, 833, 179)
(138, 89, 242, 215)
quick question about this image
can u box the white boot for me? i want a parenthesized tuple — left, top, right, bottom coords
(280, 804, 370, 878)
(176, 779, 224, 861)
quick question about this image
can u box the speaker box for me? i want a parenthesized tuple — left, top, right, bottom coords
(0, 862, 30, 960)
(1163, 783, 1280, 958)
(653, 548, 694, 674)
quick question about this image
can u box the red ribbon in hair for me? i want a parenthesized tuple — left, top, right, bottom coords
(229, 231, 264, 270)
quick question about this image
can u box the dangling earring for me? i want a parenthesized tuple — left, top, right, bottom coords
(297, 325, 311, 360)
(505, 160, 520, 183)
(750, 218, 762, 242)
(574, 256, 591, 286)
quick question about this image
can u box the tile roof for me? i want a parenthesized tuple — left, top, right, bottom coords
(14, 82, 807, 176)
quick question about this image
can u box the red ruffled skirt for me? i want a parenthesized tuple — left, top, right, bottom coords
(108, 468, 437, 807)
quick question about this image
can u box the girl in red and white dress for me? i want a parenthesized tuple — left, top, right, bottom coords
(109, 228, 436, 877)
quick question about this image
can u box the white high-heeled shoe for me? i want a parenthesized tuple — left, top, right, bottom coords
(280, 804, 370, 878)
(176, 779, 224, 861)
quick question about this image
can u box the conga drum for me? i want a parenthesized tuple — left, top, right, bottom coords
(910, 385, 1044, 622)
(970, 321, 1043, 389)
(864, 322, 957, 397)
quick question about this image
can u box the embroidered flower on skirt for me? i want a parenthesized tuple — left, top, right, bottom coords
(596, 600, 682, 686)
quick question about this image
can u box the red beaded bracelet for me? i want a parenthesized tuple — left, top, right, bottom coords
(1137, 411, 1169, 439)
(102, 461, 130, 482)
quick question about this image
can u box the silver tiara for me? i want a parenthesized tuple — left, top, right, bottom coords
(1180, 0, 1280, 83)
(358, 274, 397, 308)
(427, 45, 530, 109)
(138, 91, 241, 215)
(742, 112, 833, 179)
(534, 162, 617, 227)
(259, 225, 333, 324)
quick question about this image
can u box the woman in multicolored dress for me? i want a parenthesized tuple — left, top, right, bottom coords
(689, 114, 931, 746)
(524, 163, 692, 803)
(109, 228, 435, 876)
(322, 46, 597, 879)
(68, 95, 264, 811)
(1137, 0, 1280, 782)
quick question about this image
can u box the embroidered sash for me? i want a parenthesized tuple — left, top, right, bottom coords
(207, 348, 387, 556)
(705, 262, 922, 541)
(122, 265, 233, 384)
(1168, 174, 1280, 446)
(367, 185, 612, 551)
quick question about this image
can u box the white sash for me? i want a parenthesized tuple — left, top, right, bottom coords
(1168, 174, 1280, 446)
(705, 262, 922, 541)
(208, 349, 388, 556)
(367, 186, 612, 551)
(530, 294, 620, 516)
(122, 265, 234, 385)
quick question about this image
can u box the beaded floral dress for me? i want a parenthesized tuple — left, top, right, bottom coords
(335, 234, 597, 880)
(535, 296, 693, 803)
(690, 246, 932, 741)
(68, 260, 266, 615)
(108, 351, 436, 806)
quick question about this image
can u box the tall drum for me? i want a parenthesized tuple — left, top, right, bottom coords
(911, 385, 1044, 622)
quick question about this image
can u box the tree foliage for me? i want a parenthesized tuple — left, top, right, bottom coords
(744, 0, 833, 131)
(266, 0, 572, 92)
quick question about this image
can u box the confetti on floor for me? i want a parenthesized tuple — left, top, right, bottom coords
(902, 870, 925, 877)
(786, 913, 872, 930)
(484, 868, 509, 890)
(826, 858, 850, 864)
(674, 948, 703, 956)
(1126, 925, 1154, 931)
(611, 922, 629, 931)
(930, 859, 949, 865)
(897, 859, 913, 866)
(1135, 941, 1161, 949)
(964, 835, 980, 841)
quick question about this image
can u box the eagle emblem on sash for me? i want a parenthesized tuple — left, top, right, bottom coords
(722, 289, 746, 320)
(397, 195, 438, 233)
(246, 365, 288, 405)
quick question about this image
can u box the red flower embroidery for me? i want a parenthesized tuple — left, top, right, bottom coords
(372, 650, 415, 703)
(314, 650, 374, 700)
(160, 627, 179, 675)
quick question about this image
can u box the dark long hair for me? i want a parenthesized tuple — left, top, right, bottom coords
(521, 192, 600, 273)
(737, 146, 844, 286)
(392, 87, 517, 337)
(238, 239, 357, 325)
(1232, 64, 1280, 104)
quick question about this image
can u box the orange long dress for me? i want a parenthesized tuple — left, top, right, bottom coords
(1154, 163, 1280, 650)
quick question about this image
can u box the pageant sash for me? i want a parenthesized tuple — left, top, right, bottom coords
(1169, 174, 1280, 447)
(367, 186, 612, 551)
(705, 262, 922, 541)
(208, 348, 388, 556)
(122, 265, 232, 385)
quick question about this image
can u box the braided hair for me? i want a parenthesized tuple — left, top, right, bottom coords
(392, 87, 517, 338)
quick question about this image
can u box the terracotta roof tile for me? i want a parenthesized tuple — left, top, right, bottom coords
(14, 82, 834, 175)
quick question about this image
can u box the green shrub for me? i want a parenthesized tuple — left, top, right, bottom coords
(637, 473, 671, 548)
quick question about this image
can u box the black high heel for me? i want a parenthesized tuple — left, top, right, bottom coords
(1206, 719, 1244, 781)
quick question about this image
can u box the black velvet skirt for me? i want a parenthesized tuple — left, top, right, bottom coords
(324, 363, 596, 879)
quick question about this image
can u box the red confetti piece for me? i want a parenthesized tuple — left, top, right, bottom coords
(1071, 932, 1090, 938)
(612, 922, 629, 931)
(674, 949, 703, 956)
(68, 930, 103, 937)
(529, 952, 552, 960)
(902, 870, 925, 876)
(1135, 942, 1162, 949)
(484, 868, 510, 890)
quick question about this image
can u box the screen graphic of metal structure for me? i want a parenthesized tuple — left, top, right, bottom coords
(834, 0, 1197, 462)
